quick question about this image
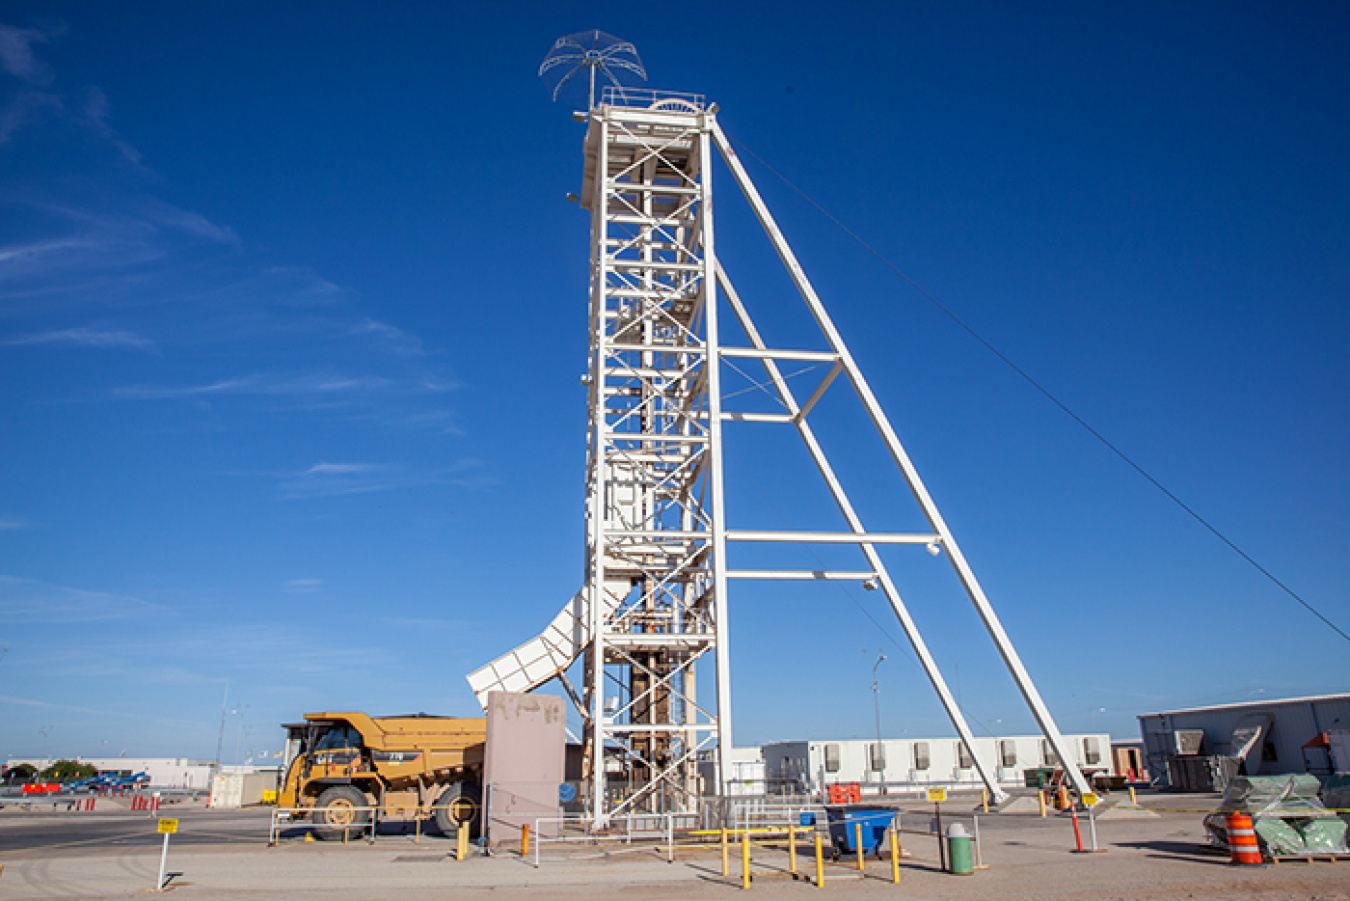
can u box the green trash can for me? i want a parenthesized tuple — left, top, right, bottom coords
(946, 823, 973, 875)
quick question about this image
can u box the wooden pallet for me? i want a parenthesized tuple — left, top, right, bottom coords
(1270, 855, 1341, 863)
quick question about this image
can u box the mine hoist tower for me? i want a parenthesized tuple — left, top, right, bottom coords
(469, 87, 1091, 827)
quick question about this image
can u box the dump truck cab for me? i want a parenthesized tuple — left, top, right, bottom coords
(278, 711, 486, 840)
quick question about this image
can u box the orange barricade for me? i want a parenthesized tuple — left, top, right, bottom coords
(827, 782, 862, 804)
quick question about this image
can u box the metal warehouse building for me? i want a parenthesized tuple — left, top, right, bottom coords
(1138, 692, 1350, 788)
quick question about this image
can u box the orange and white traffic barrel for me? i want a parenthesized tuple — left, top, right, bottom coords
(1225, 813, 1264, 865)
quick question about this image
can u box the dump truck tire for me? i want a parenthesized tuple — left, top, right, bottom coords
(433, 781, 480, 839)
(313, 785, 370, 841)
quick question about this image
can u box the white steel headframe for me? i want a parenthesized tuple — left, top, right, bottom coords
(467, 91, 1090, 821)
(579, 93, 730, 826)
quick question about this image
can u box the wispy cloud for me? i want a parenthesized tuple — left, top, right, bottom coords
(0, 518, 28, 530)
(352, 318, 426, 357)
(283, 578, 323, 593)
(0, 24, 54, 85)
(81, 86, 141, 166)
(113, 372, 395, 401)
(305, 463, 375, 475)
(0, 575, 168, 624)
(0, 89, 61, 144)
(281, 462, 391, 498)
(277, 459, 489, 499)
(2, 326, 154, 350)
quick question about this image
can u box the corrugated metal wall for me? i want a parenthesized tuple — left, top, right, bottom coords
(1137, 695, 1350, 778)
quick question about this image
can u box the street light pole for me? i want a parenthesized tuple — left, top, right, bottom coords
(215, 681, 229, 773)
(872, 654, 886, 785)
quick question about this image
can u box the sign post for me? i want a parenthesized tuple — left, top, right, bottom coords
(155, 818, 178, 891)
(926, 787, 947, 871)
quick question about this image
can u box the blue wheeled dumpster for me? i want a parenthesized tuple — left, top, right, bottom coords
(824, 806, 895, 859)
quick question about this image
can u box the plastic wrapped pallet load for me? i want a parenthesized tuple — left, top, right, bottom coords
(1203, 774, 1348, 858)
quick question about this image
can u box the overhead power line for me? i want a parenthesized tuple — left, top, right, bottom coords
(726, 133, 1350, 647)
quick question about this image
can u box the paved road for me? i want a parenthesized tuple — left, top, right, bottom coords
(0, 807, 276, 858)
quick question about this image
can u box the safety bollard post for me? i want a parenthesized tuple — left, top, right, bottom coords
(789, 825, 797, 876)
(1038, 789, 1047, 818)
(456, 826, 468, 862)
(741, 830, 751, 889)
(1058, 786, 1069, 810)
(721, 828, 729, 877)
(981, 788, 988, 813)
(1129, 786, 1137, 806)
(855, 822, 864, 871)
(522, 823, 530, 857)
(890, 828, 900, 884)
(814, 833, 824, 888)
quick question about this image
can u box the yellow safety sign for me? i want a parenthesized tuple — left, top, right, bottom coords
(157, 818, 179, 834)
(926, 787, 947, 803)
(1082, 792, 1099, 807)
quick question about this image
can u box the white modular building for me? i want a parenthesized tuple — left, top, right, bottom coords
(762, 734, 1111, 795)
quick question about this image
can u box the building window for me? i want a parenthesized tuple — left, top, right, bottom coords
(824, 744, 840, 773)
(1084, 737, 1101, 766)
(957, 742, 973, 769)
(913, 742, 930, 771)
(869, 743, 886, 772)
(1000, 740, 1017, 767)
(1042, 740, 1058, 766)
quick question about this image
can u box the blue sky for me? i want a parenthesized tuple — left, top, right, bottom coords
(1, 2, 1347, 764)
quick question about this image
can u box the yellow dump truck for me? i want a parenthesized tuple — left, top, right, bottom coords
(278, 712, 485, 840)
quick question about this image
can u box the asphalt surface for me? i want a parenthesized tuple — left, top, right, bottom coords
(0, 793, 1347, 899)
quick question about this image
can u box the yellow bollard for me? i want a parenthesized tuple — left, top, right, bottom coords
(456, 825, 468, 862)
(981, 788, 988, 813)
(721, 828, 729, 877)
(789, 825, 798, 875)
(521, 823, 530, 857)
(1129, 786, 1137, 805)
(741, 830, 751, 889)
(814, 833, 824, 888)
(1038, 789, 1047, 818)
(855, 822, 864, 871)
(1058, 786, 1069, 810)
(415, 815, 421, 845)
(890, 828, 900, 884)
